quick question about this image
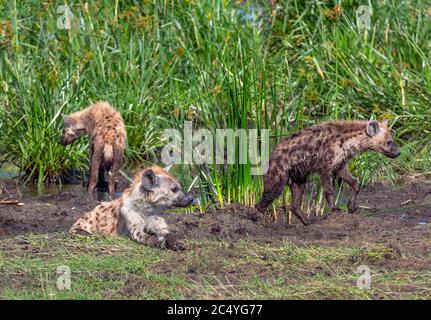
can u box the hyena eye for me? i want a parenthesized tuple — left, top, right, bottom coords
(386, 140, 393, 146)
(171, 186, 179, 193)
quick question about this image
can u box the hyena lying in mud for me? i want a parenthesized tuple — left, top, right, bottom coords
(70, 166, 194, 250)
(59, 101, 126, 194)
(255, 120, 400, 225)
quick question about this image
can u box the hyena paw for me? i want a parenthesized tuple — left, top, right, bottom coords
(347, 206, 358, 214)
(331, 207, 343, 214)
(164, 233, 185, 251)
(306, 215, 327, 225)
(145, 235, 160, 248)
(302, 218, 313, 226)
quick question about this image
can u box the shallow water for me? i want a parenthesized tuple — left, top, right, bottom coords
(0, 179, 121, 202)
(0, 164, 19, 179)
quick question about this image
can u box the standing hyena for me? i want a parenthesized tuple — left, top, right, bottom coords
(255, 120, 400, 225)
(59, 101, 126, 194)
(70, 166, 195, 250)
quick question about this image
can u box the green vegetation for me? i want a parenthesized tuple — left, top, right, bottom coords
(1, 1, 430, 300)
(0, 0, 430, 207)
(0, 234, 429, 299)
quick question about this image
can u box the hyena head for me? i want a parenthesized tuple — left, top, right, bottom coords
(366, 120, 401, 159)
(139, 167, 194, 209)
(58, 114, 87, 145)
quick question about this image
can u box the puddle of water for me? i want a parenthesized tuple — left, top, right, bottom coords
(418, 218, 428, 225)
(0, 163, 19, 179)
(34, 185, 122, 201)
(398, 211, 430, 225)
(1, 181, 121, 202)
(1, 162, 122, 201)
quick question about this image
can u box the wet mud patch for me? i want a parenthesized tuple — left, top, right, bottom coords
(167, 204, 276, 243)
(0, 190, 98, 238)
(1, 179, 431, 299)
(1, 180, 431, 258)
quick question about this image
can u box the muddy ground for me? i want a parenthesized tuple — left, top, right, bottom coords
(1, 179, 431, 256)
(1, 179, 431, 299)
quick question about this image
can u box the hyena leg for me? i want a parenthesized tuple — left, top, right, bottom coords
(129, 217, 184, 250)
(108, 153, 122, 194)
(321, 173, 342, 213)
(143, 216, 170, 241)
(289, 182, 310, 226)
(107, 170, 115, 194)
(96, 167, 108, 191)
(128, 223, 153, 245)
(87, 148, 102, 194)
(143, 216, 184, 250)
(69, 216, 93, 235)
(87, 144, 94, 190)
(336, 166, 360, 213)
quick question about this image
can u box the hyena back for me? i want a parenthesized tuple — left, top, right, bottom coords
(59, 101, 126, 194)
(255, 120, 400, 225)
(70, 166, 195, 250)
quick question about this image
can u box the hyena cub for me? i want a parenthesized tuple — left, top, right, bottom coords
(256, 120, 400, 225)
(59, 101, 126, 194)
(70, 166, 194, 250)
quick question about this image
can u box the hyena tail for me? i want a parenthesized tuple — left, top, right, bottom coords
(103, 144, 114, 170)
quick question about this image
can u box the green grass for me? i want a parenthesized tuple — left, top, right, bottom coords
(0, 0, 430, 205)
(0, 234, 430, 299)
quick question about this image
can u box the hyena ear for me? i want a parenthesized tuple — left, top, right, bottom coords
(381, 119, 389, 127)
(141, 169, 159, 191)
(366, 120, 380, 137)
(63, 115, 74, 126)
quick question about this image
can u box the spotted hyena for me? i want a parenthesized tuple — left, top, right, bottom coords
(255, 120, 400, 225)
(70, 166, 194, 250)
(59, 101, 126, 194)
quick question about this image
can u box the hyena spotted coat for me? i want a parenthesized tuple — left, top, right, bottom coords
(70, 166, 194, 250)
(59, 101, 126, 194)
(255, 120, 400, 225)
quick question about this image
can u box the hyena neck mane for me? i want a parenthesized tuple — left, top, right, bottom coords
(324, 121, 377, 164)
(69, 106, 97, 135)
